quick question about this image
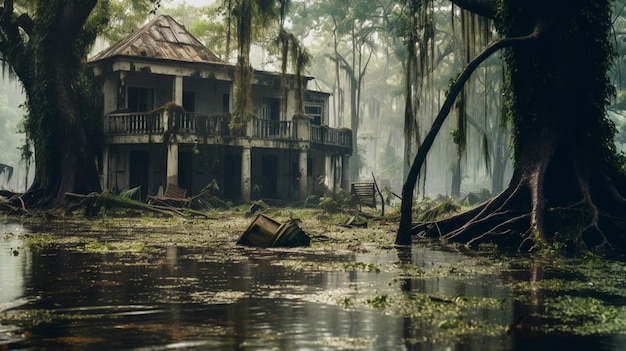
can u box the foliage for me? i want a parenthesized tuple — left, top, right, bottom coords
(318, 189, 355, 213)
(97, 0, 160, 44)
(221, 0, 309, 135)
(414, 197, 461, 223)
(119, 186, 142, 201)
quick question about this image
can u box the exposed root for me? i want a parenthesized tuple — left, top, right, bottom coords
(411, 169, 626, 253)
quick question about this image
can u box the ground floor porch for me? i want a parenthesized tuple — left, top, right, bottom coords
(101, 143, 350, 203)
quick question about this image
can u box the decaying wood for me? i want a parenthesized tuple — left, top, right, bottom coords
(64, 192, 213, 218)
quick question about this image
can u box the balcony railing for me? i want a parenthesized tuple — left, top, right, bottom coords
(310, 125, 352, 147)
(104, 111, 352, 149)
(253, 118, 293, 139)
(105, 111, 230, 137)
(175, 112, 230, 136)
(105, 112, 164, 134)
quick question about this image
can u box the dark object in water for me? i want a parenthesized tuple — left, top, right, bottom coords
(237, 214, 311, 247)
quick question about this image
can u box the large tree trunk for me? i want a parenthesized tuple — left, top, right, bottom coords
(406, 0, 626, 252)
(2, 0, 102, 207)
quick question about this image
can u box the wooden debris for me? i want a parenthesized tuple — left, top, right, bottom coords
(237, 214, 311, 247)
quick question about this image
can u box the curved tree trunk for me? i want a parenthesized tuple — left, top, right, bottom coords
(396, 27, 540, 245)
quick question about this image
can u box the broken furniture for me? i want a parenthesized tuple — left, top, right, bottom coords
(237, 214, 311, 247)
(351, 182, 377, 209)
(147, 183, 191, 208)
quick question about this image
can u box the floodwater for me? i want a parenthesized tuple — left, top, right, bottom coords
(1, 220, 626, 350)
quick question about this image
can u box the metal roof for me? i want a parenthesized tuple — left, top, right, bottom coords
(89, 15, 223, 64)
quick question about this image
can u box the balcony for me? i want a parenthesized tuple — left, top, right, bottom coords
(104, 111, 352, 151)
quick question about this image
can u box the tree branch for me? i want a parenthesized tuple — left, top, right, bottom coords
(396, 24, 543, 245)
(15, 14, 34, 36)
(450, 0, 497, 20)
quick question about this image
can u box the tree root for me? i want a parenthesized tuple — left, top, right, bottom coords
(410, 172, 626, 253)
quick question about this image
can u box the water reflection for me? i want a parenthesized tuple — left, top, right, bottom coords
(0, 222, 624, 350)
(0, 223, 31, 307)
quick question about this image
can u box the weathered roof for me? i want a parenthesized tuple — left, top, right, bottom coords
(90, 15, 223, 64)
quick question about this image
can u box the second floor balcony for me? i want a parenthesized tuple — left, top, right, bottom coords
(104, 110, 352, 153)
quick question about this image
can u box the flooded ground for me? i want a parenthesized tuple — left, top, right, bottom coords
(2, 209, 626, 350)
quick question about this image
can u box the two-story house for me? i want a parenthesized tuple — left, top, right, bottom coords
(89, 15, 352, 202)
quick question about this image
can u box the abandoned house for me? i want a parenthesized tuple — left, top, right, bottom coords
(88, 15, 352, 202)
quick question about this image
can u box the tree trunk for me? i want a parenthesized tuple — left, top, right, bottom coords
(409, 0, 626, 253)
(7, 0, 102, 207)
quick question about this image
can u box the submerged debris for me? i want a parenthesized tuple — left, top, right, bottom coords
(237, 213, 311, 247)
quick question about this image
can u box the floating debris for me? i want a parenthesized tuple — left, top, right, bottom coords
(237, 214, 311, 247)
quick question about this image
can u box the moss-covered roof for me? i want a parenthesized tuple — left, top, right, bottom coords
(89, 15, 223, 64)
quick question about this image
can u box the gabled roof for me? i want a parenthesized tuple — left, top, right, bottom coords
(90, 15, 223, 64)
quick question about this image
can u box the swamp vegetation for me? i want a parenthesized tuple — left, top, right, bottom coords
(2, 207, 626, 349)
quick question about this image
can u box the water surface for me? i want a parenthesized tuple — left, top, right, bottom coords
(1, 220, 625, 350)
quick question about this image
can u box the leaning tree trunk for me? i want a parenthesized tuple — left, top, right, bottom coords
(396, 24, 540, 245)
(406, 0, 626, 252)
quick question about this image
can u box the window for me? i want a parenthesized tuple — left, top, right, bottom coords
(183, 91, 195, 112)
(127, 87, 154, 112)
(222, 93, 230, 113)
(263, 98, 281, 121)
(305, 105, 322, 125)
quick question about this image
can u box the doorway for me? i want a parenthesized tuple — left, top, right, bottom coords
(129, 150, 149, 200)
(261, 155, 279, 198)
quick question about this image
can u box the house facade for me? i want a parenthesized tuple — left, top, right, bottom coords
(89, 15, 351, 202)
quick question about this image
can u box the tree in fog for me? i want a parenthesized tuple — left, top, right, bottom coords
(397, 0, 626, 253)
(292, 0, 386, 181)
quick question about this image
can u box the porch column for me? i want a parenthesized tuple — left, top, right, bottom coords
(241, 146, 251, 202)
(167, 141, 178, 186)
(324, 154, 333, 194)
(298, 150, 308, 201)
(173, 75, 183, 105)
(341, 154, 350, 191)
(117, 71, 126, 111)
(102, 146, 109, 191)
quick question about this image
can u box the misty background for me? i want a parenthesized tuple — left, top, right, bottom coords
(1, 0, 626, 201)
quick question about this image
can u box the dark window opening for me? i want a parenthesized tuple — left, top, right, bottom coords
(222, 94, 230, 113)
(183, 91, 195, 112)
(127, 87, 154, 112)
(305, 105, 322, 125)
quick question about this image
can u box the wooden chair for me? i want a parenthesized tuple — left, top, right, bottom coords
(351, 182, 376, 209)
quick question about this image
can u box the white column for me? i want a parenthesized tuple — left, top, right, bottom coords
(241, 146, 251, 202)
(165, 73, 181, 187)
(167, 141, 178, 186)
(341, 154, 350, 191)
(299, 150, 308, 201)
(324, 154, 333, 194)
(102, 146, 109, 191)
(173, 76, 183, 105)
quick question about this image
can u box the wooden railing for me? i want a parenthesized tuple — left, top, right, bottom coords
(310, 125, 352, 147)
(105, 112, 230, 137)
(253, 118, 293, 139)
(174, 112, 230, 136)
(105, 112, 164, 134)
(105, 112, 351, 148)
